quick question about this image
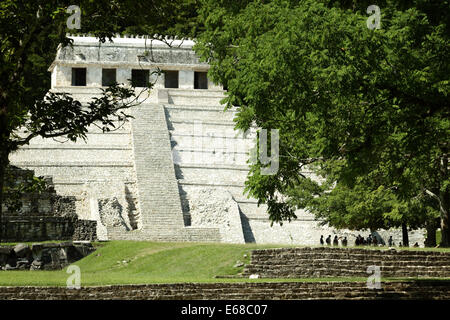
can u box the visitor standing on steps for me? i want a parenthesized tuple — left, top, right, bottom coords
(333, 235, 339, 246)
(388, 236, 393, 246)
(367, 234, 373, 245)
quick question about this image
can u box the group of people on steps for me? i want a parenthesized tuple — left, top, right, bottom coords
(320, 234, 420, 247)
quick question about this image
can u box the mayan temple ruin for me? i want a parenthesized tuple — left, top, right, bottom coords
(9, 35, 424, 245)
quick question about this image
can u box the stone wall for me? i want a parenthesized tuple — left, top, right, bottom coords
(0, 281, 448, 300)
(73, 220, 97, 241)
(2, 166, 96, 242)
(0, 216, 97, 242)
(10, 121, 141, 241)
(187, 189, 245, 243)
(1, 216, 75, 242)
(0, 242, 95, 271)
(2, 166, 77, 218)
(243, 247, 450, 278)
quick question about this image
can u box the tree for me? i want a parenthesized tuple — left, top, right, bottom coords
(196, 0, 450, 245)
(0, 0, 201, 241)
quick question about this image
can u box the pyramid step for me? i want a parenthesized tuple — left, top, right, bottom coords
(164, 106, 236, 122)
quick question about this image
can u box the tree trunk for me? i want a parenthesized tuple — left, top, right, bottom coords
(425, 218, 438, 247)
(0, 161, 4, 243)
(0, 94, 8, 243)
(0, 147, 8, 243)
(401, 223, 409, 247)
(0, 117, 6, 242)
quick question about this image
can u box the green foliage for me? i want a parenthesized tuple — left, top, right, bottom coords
(118, 0, 202, 40)
(0, 241, 287, 286)
(26, 84, 136, 143)
(3, 171, 47, 213)
(196, 0, 450, 234)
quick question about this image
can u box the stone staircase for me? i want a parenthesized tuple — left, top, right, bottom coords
(165, 89, 226, 106)
(1, 281, 449, 300)
(130, 102, 185, 230)
(242, 247, 450, 278)
(105, 100, 223, 242)
(162, 88, 258, 243)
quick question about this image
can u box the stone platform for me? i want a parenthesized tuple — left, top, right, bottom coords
(242, 247, 450, 278)
(0, 281, 448, 300)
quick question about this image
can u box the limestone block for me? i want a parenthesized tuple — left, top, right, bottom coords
(51, 66, 57, 88)
(14, 243, 31, 258)
(175, 167, 248, 186)
(73, 181, 139, 240)
(98, 197, 129, 230)
(151, 69, 165, 88)
(158, 89, 169, 104)
(167, 94, 224, 106)
(0, 242, 95, 271)
(31, 244, 43, 261)
(55, 65, 72, 87)
(179, 70, 194, 89)
(117, 68, 131, 85)
(86, 66, 102, 87)
(165, 108, 236, 123)
(189, 188, 245, 243)
(10, 148, 132, 163)
(173, 149, 249, 166)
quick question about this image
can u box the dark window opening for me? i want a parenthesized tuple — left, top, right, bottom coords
(131, 69, 149, 87)
(164, 70, 179, 88)
(194, 72, 208, 89)
(102, 69, 116, 86)
(72, 68, 86, 86)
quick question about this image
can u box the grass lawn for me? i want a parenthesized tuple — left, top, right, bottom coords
(0, 241, 448, 287)
(0, 241, 279, 286)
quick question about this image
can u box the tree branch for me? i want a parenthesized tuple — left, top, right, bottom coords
(425, 189, 449, 216)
